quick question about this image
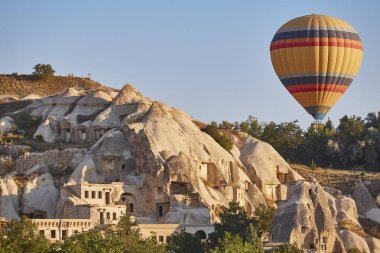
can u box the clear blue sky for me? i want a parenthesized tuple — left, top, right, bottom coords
(1, 1, 379, 129)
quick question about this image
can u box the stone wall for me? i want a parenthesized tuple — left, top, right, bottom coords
(0, 145, 30, 157)
(14, 148, 87, 172)
(292, 164, 380, 196)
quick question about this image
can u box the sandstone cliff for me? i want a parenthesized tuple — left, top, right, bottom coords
(0, 83, 378, 252)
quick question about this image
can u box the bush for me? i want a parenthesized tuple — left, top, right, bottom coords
(166, 229, 204, 253)
(273, 243, 304, 253)
(311, 160, 317, 170)
(12, 112, 43, 138)
(32, 64, 55, 80)
(35, 134, 44, 142)
(253, 203, 275, 237)
(348, 248, 362, 253)
(202, 124, 233, 151)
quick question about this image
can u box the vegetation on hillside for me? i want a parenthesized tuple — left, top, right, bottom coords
(0, 211, 166, 253)
(212, 111, 380, 172)
(0, 202, 300, 253)
(202, 123, 234, 151)
(0, 64, 112, 98)
(32, 64, 55, 80)
(292, 164, 380, 196)
(167, 202, 288, 253)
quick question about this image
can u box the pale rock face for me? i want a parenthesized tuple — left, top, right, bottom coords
(239, 136, 302, 190)
(63, 92, 110, 126)
(21, 94, 41, 100)
(34, 118, 56, 143)
(165, 206, 211, 225)
(30, 88, 81, 118)
(352, 181, 378, 215)
(366, 237, 380, 253)
(365, 208, 380, 224)
(0, 116, 15, 133)
(68, 129, 131, 184)
(112, 84, 144, 105)
(352, 180, 380, 225)
(23, 173, 59, 218)
(67, 157, 102, 184)
(0, 177, 19, 219)
(4, 84, 372, 251)
(62, 88, 80, 97)
(270, 181, 337, 252)
(339, 230, 371, 253)
(335, 196, 361, 227)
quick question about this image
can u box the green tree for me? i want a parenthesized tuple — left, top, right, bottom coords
(202, 124, 233, 151)
(365, 111, 380, 129)
(50, 227, 124, 253)
(32, 64, 55, 79)
(300, 125, 335, 167)
(210, 232, 263, 253)
(253, 203, 275, 237)
(52, 212, 166, 253)
(208, 202, 256, 247)
(273, 243, 304, 253)
(219, 121, 234, 130)
(166, 229, 204, 253)
(260, 121, 303, 162)
(0, 216, 51, 253)
(114, 211, 166, 253)
(245, 116, 263, 138)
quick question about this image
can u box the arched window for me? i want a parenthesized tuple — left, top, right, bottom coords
(195, 230, 207, 240)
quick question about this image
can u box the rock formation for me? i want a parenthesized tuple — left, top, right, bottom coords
(0, 82, 379, 251)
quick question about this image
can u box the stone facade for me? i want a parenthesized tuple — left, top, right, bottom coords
(14, 148, 86, 172)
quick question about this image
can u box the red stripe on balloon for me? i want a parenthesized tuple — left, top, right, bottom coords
(270, 41, 363, 51)
(287, 86, 348, 93)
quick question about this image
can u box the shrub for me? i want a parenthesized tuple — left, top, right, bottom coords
(12, 112, 43, 138)
(35, 134, 44, 142)
(311, 160, 317, 170)
(32, 64, 55, 79)
(253, 203, 276, 237)
(202, 124, 233, 151)
(273, 243, 304, 253)
(348, 248, 362, 253)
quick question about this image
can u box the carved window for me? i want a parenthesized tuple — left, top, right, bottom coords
(129, 203, 134, 213)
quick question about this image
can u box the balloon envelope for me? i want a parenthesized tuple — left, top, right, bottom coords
(270, 14, 363, 121)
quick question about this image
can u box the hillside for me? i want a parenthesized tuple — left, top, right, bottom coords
(0, 74, 115, 98)
(1, 83, 380, 251)
(292, 164, 380, 197)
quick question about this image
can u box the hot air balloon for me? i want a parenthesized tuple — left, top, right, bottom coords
(270, 14, 363, 121)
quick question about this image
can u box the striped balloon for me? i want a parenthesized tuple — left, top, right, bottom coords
(270, 14, 363, 121)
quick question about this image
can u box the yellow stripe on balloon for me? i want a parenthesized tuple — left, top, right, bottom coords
(291, 91, 345, 107)
(270, 47, 363, 78)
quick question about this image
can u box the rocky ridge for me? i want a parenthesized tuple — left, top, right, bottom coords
(0, 83, 379, 252)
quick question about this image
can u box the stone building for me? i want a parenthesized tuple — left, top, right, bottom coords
(57, 182, 142, 224)
(31, 180, 213, 242)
